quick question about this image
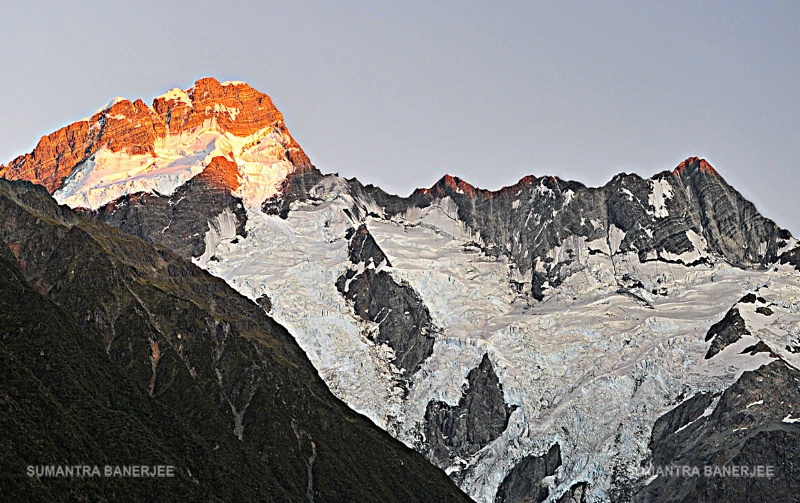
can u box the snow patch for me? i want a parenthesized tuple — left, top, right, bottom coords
(194, 208, 240, 267)
(214, 103, 240, 120)
(778, 238, 798, 256)
(648, 178, 673, 218)
(53, 147, 206, 209)
(609, 224, 626, 254)
(155, 88, 192, 106)
(563, 189, 574, 207)
(621, 188, 635, 201)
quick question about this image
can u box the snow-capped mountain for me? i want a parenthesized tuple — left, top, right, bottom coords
(0, 77, 310, 210)
(4, 78, 800, 503)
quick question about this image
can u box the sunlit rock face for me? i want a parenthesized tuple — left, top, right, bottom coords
(4, 78, 800, 503)
(0, 77, 310, 210)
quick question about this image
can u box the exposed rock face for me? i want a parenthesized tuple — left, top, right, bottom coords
(0, 178, 470, 503)
(336, 225, 434, 377)
(328, 157, 793, 301)
(89, 177, 247, 259)
(195, 155, 242, 192)
(406, 173, 604, 282)
(556, 482, 589, 503)
(704, 307, 751, 359)
(263, 165, 326, 218)
(741, 340, 773, 355)
(0, 120, 94, 193)
(494, 443, 562, 503)
(670, 158, 786, 266)
(424, 354, 518, 470)
(0, 77, 310, 201)
(346, 224, 392, 267)
(88, 169, 248, 260)
(634, 358, 800, 503)
(648, 392, 716, 450)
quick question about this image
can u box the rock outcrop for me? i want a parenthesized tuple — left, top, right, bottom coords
(494, 443, 562, 503)
(336, 225, 435, 378)
(424, 354, 518, 470)
(635, 358, 800, 503)
(88, 161, 248, 261)
(704, 306, 751, 359)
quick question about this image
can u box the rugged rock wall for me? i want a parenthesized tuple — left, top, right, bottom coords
(336, 225, 435, 378)
(635, 358, 800, 503)
(0, 77, 310, 194)
(88, 158, 248, 261)
(424, 353, 517, 470)
(348, 157, 793, 300)
(494, 443, 562, 503)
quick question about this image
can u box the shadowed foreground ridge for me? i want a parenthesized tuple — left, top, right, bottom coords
(3, 77, 800, 502)
(0, 179, 470, 502)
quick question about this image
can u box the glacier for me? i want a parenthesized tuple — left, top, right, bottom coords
(196, 175, 800, 502)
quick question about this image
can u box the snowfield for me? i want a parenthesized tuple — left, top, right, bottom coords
(53, 118, 295, 211)
(12, 80, 800, 502)
(195, 177, 800, 502)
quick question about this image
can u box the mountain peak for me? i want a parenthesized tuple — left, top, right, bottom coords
(423, 174, 478, 197)
(673, 156, 719, 177)
(1, 78, 311, 209)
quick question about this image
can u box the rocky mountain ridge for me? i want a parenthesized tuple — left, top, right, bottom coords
(0, 178, 470, 502)
(3, 79, 800, 503)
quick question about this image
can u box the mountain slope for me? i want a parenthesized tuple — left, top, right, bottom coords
(0, 178, 470, 502)
(3, 78, 800, 502)
(635, 359, 800, 503)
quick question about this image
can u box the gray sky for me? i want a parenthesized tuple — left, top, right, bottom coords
(2, 1, 798, 232)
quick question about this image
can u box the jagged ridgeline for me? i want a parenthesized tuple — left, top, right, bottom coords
(3, 78, 800, 503)
(0, 179, 470, 502)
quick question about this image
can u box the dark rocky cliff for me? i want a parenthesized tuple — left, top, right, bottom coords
(424, 354, 517, 471)
(336, 224, 435, 378)
(494, 443, 562, 503)
(0, 179, 470, 502)
(634, 358, 800, 503)
(88, 162, 248, 261)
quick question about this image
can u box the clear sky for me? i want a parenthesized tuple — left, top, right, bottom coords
(2, 1, 798, 232)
